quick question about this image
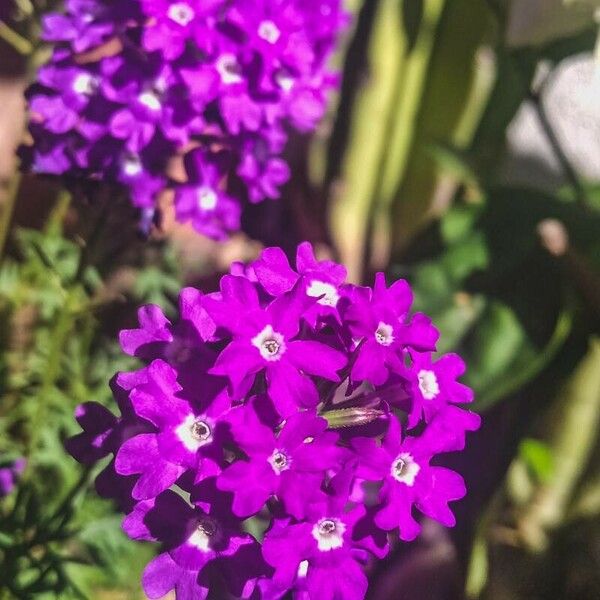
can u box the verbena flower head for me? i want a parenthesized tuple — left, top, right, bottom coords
(68, 242, 480, 599)
(23, 0, 348, 238)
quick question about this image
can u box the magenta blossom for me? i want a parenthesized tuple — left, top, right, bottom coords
(67, 242, 479, 599)
(344, 273, 439, 386)
(218, 406, 346, 518)
(24, 0, 348, 238)
(353, 417, 467, 541)
(399, 350, 475, 427)
(262, 472, 381, 600)
(0, 458, 26, 498)
(252, 241, 348, 327)
(124, 481, 265, 599)
(205, 279, 347, 416)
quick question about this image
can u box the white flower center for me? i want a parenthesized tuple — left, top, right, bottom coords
(197, 186, 218, 211)
(297, 560, 309, 578)
(167, 2, 195, 26)
(72, 73, 96, 95)
(251, 325, 286, 361)
(122, 154, 142, 177)
(312, 518, 345, 551)
(375, 322, 394, 346)
(391, 452, 420, 486)
(175, 415, 213, 452)
(268, 449, 290, 474)
(275, 69, 294, 92)
(188, 517, 219, 551)
(306, 280, 339, 307)
(417, 369, 439, 400)
(258, 20, 281, 44)
(216, 54, 243, 85)
(138, 91, 161, 111)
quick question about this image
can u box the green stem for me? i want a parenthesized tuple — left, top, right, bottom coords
(568, 469, 600, 522)
(0, 172, 21, 262)
(51, 467, 92, 523)
(594, 10, 600, 64)
(465, 490, 503, 599)
(14, 0, 35, 17)
(379, 0, 446, 203)
(27, 294, 75, 456)
(74, 196, 110, 284)
(0, 21, 33, 55)
(329, 0, 409, 281)
(362, 34, 408, 274)
(44, 190, 72, 236)
(483, 0, 506, 24)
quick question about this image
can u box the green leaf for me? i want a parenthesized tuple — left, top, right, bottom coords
(70, 514, 154, 595)
(440, 231, 489, 283)
(519, 438, 555, 483)
(427, 143, 481, 191)
(411, 261, 454, 312)
(465, 533, 489, 599)
(430, 293, 486, 354)
(440, 202, 483, 245)
(467, 301, 526, 391)
(471, 303, 573, 411)
(389, 0, 495, 254)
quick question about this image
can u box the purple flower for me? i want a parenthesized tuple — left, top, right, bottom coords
(29, 95, 79, 136)
(262, 472, 376, 600)
(141, 0, 225, 60)
(344, 273, 439, 386)
(252, 242, 347, 327)
(124, 482, 264, 599)
(65, 402, 119, 465)
(206, 279, 347, 416)
(66, 243, 479, 599)
(115, 359, 230, 500)
(228, 0, 312, 75)
(0, 458, 26, 498)
(174, 150, 241, 240)
(236, 134, 291, 203)
(399, 350, 474, 427)
(66, 372, 154, 511)
(417, 404, 482, 454)
(24, 0, 348, 238)
(218, 407, 345, 518)
(41, 0, 135, 53)
(120, 288, 217, 359)
(353, 417, 467, 541)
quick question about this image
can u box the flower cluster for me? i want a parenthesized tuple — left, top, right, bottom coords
(67, 242, 480, 599)
(0, 458, 26, 498)
(24, 0, 347, 238)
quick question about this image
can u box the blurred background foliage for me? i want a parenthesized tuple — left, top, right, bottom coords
(0, 0, 600, 598)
